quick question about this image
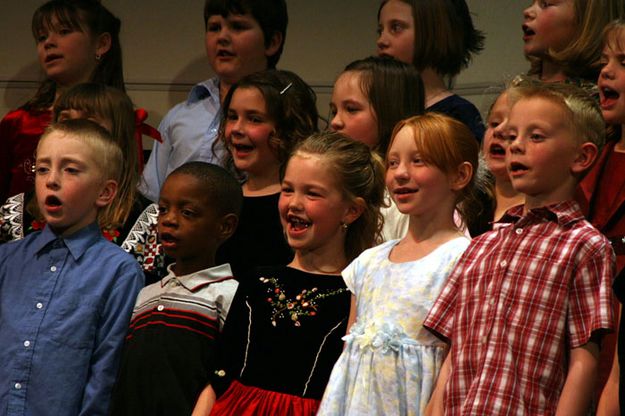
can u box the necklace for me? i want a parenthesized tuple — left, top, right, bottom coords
(260, 276, 347, 327)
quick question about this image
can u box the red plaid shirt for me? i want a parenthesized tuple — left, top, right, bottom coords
(424, 201, 616, 415)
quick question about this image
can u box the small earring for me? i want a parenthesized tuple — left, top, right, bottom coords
(341, 222, 348, 231)
(95, 54, 101, 61)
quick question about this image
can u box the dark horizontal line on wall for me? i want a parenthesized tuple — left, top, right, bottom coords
(0, 80, 499, 96)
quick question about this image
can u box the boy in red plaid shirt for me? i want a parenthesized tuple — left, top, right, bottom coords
(424, 82, 616, 416)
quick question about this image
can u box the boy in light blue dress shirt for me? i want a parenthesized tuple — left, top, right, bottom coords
(0, 119, 144, 416)
(139, 0, 288, 202)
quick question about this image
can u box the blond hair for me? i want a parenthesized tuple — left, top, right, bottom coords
(529, 0, 625, 80)
(508, 81, 605, 151)
(290, 132, 386, 262)
(39, 119, 124, 230)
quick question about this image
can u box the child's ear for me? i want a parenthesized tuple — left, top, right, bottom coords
(217, 213, 239, 241)
(571, 142, 598, 174)
(450, 161, 473, 191)
(264, 31, 283, 59)
(343, 197, 366, 227)
(95, 179, 118, 208)
(95, 32, 112, 57)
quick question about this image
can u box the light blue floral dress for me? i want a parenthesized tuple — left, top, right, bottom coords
(317, 237, 470, 416)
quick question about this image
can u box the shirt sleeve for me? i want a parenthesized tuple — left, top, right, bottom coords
(79, 258, 144, 415)
(341, 255, 360, 295)
(217, 280, 239, 331)
(210, 282, 250, 397)
(567, 235, 617, 348)
(138, 109, 176, 202)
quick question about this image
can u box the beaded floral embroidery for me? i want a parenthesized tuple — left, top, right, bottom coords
(260, 276, 347, 327)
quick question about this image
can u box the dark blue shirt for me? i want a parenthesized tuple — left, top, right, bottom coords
(0, 223, 144, 415)
(427, 94, 485, 142)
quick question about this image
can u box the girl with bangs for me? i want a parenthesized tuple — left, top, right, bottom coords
(0, 0, 125, 203)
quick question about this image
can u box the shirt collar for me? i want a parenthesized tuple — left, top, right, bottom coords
(35, 222, 102, 260)
(161, 263, 234, 292)
(186, 78, 220, 104)
(498, 200, 584, 227)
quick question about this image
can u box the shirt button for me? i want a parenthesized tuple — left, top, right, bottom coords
(489, 298, 495, 306)
(157, 305, 164, 311)
(23, 340, 31, 348)
(14, 383, 22, 390)
(500, 260, 507, 267)
(50, 266, 57, 272)
(36, 302, 43, 309)
(515, 228, 523, 235)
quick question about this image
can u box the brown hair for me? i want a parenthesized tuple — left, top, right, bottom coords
(26, 0, 125, 110)
(290, 132, 386, 262)
(216, 69, 318, 178)
(341, 56, 425, 156)
(378, 0, 484, 77)
(53, 83, 138, 228)
(203, 0, 287, 68)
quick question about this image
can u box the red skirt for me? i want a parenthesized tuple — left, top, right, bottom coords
(210, 380, 320, 416)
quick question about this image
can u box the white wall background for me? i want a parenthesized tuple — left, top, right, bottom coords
(0, 0, 529, 145)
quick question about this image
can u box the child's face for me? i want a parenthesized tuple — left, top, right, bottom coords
(522, 0, 576, 58)
(35, 132, 111, 237)
(157, 173, 224, 272)
(330, 72, 379, 149)
(57, 109, 113, 133)
(205, 13, 276, 85)
(376, 0, 415, 64)
(225, 87, 279, 176)
(36, 17, 107, 87)
(598, 37, 625, 125)
(279, 153, 357, 255)
(483, 92, 511, 179)
(505, 97, 581, 205)
(386, 125, 458, 216)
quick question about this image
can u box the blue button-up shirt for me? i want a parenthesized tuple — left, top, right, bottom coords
(139, 77, 224, 202)
(0, 223, 144, 415)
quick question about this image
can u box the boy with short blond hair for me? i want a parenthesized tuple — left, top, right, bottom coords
(425, 83, 616, 416)
(0, 119, 144, 415)
(110, 162, 243, 415)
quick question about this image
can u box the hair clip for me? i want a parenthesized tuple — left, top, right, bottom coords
(279, 83, 292, 95)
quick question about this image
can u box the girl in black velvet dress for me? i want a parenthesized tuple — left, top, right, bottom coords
(199, 133, 386, 415)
